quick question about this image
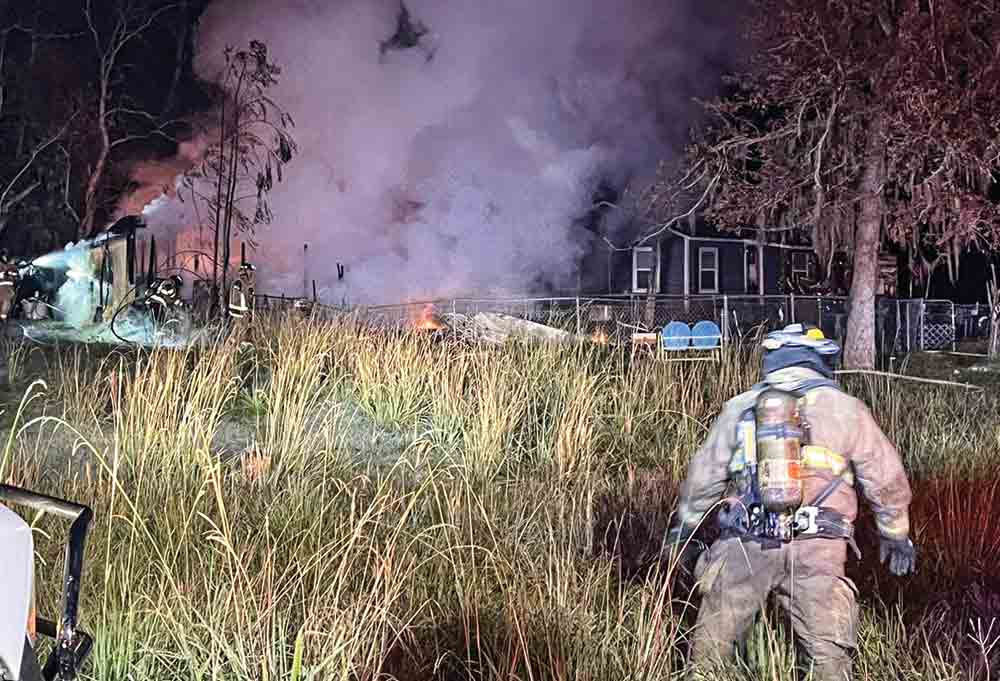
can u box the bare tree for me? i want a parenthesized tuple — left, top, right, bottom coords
(80, 0, 178, 238)
(646, 0, 1000, 368)
(0, 18, 74, 239)
(182, 40, 297, 314)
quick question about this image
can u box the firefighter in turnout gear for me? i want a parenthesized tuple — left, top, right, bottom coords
(666, 324, 915, 681)
(145, 275, 184, 324)
(228, 263, 255, 320)
(0, 250, 20, 322)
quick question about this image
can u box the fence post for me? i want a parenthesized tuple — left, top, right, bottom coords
(905, 300, 911, 353)
(920, 299, 926, 351)
(451, 299, 456, 316)
(897, 300, 902, 353)
(575, 297, 581, 336)
(790, 292, 796, 324)
(817, 297, 823, 332)
(951, 302, 956, 351)
(722, 295, 730, 347)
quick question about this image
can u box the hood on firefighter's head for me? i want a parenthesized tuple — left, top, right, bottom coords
(762, 324, 840, 381)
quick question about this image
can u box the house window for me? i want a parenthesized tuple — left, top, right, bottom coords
(790, 251, 811, 281)
(745, 246, 759, 294)
(632, 246, 658, 293)
(698, 247, 719, 293)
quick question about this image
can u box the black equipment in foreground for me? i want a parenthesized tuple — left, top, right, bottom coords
(0, 485, 94, 681)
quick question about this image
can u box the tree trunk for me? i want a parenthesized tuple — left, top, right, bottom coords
(988, 268, 1000, 360)
(843, 118, 886, 369)
(81, 76, 111, 240)
(81, 147, 108, 239)
(15, 1, 41, 159)
(161, 1, 189, 117)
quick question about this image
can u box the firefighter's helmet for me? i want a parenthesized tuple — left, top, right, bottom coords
(762, 323, 839, 356)
(761, 323, 840, 378)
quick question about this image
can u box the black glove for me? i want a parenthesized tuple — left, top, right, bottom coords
(662, 526, 706, 576)
(879, 536, 917, 576)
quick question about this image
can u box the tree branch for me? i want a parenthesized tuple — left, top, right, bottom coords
(0, 121, 69, 213)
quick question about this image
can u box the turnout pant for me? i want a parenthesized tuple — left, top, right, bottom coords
(689, 536, 858, 681)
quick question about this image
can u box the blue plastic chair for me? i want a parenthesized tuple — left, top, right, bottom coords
(691, 320, 722, 349)
(661, 321, 692, 351)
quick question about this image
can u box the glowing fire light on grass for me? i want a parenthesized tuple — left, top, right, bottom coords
(591, 326, 609, 344)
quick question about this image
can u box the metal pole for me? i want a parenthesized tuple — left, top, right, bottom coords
(790, 292, 796, 324)
(920, 300, 925, 351)
(905, 301, 911, 353)
(722, 295, 730, 347)
(951, 302, 956, 351)
(575, 297, 581, 336)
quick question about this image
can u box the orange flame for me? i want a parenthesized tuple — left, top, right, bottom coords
(412, 303, 445, 331)
(591, 326, 609, 344)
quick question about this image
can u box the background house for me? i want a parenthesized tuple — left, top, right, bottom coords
(585, 218, 821, 297)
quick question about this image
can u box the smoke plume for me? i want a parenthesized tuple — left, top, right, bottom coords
(147, 0, 739, 304)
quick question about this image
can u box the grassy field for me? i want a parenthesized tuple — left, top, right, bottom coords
(2, 314, 999, 680)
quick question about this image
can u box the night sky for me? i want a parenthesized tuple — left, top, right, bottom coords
(0, 0, 995, 304)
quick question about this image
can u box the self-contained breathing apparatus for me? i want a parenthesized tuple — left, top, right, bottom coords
(229, 259, 256, 320)
(718, 326, 859, 555)
(140, 275, 185, 324)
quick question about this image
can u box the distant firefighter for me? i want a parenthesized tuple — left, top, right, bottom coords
(292, 298, 314, 318)
(145, 275, 185, 324)
(228, 262, 256, 320)
(0, 250, 21, 322)
(379, 1, 436, 63)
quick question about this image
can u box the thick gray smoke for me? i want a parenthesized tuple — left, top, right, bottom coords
(163, 0, 737, 304)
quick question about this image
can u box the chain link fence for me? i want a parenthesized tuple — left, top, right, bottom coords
(254, 294, 349, 321)
(253, 292, 977, 355)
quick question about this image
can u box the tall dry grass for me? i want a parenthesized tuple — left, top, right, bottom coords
(2, 312, 996, 680)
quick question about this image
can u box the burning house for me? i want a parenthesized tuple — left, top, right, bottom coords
(21, 215, 203, 348)
(30, 216, 143, 328)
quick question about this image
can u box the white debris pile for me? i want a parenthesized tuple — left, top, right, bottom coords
(444, 312, 577, 345)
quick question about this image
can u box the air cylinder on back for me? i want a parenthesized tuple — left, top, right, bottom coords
(754, 389, 804, 512)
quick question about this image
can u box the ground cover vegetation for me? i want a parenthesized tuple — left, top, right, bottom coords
(1, 314, 998, 680)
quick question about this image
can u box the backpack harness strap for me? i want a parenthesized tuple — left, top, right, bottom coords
(718, 377, 861, 558)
